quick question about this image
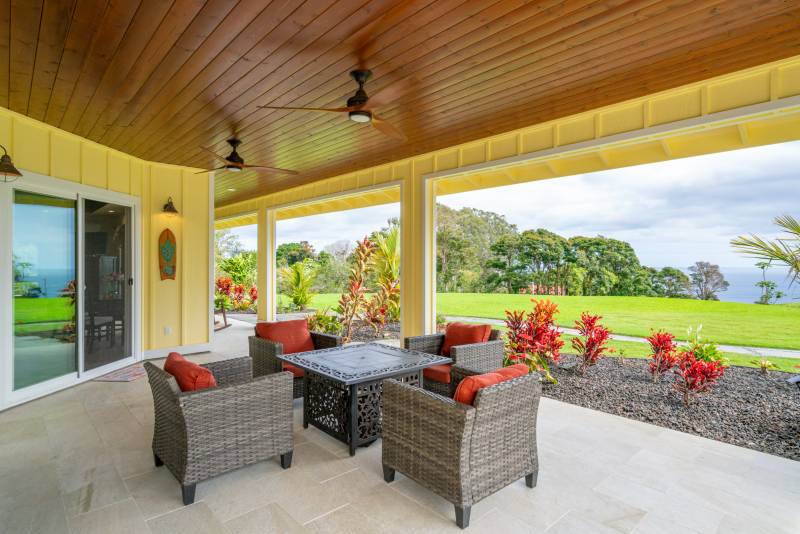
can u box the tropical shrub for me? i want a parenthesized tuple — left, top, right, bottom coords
(218, 252, 257, 286)
(307, 308, 343, 336)
(680, 325, 724, 363)
(504, 299, 564, 383)
(646, 330, 679, 382)
(337, 237, 375, 342)
(673, 352, 726, 406)
(363, 278, 399, 336)
(216, 276, 233, 297)
(280, 260, 317, 310)
(369, 225, 401, 322)
(732, 215, 800, 286)
(571, 312, 612, 374)
(751, 357, 777, 374)
(249, 286, 258, 303)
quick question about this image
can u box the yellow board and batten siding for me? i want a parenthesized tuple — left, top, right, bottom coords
(0, 107, 211, 353)
(215, 55, 800, 339)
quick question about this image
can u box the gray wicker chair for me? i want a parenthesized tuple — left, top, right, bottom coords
(382, 372, 541, 529)
(249, 329, 342, 399)
(144, 357, 294, 505)
(404, 329, 504, 397)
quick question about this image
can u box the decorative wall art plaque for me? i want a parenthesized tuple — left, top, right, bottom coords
(158, 229, 176, 280)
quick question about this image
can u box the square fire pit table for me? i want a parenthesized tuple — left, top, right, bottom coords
(278, 342, 451, 455)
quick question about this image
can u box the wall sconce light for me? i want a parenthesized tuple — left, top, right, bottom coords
(162, 197, 179, 215)
(0, 145, 22, 182)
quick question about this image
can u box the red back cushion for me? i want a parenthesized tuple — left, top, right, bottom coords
(163, 352, 217, 392)
(453, 364, 529, 406)
(255, 319, 314, 354)
(440, 322, 492, 357)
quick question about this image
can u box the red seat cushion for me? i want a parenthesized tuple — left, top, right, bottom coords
(282, 363, 305, 378)
(163, 352, 217, 392)
(255, 319, 315, 354)
(423, 364, 452, 384)
(440, 322, 492, 357)
(453, 364, 529, 406)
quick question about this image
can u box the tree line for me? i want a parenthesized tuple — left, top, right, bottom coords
(437, 204, 730, 300)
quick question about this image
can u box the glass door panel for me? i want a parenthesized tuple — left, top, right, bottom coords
(83, 200, 132, 371)
(12, 191, 77, 390)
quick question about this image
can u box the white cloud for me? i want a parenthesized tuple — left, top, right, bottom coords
(439, 141, 800, 268)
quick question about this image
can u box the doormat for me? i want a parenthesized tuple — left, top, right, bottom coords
(95, 364, 146, 382)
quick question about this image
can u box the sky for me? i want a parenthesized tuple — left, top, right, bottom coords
(227, 140, 800, 300)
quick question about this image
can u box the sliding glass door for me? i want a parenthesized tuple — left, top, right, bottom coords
(12, 191, 77, 390)
(10, 190, 135, 395)
(83, 200, 132, 370)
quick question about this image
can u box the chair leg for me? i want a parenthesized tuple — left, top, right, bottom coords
(455, 505, 471, 529)
(526, 471, 538, 488)
(280, 450, 293, 469)
(382, 464, 395, 483)
(153, 453, 163, 467)
(181, 484, 196, 505)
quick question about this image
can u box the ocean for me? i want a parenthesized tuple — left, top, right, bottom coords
(711, 266, 798, 304)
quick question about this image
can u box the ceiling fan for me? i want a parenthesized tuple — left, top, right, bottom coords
(256, 70, 407, 141)
(195, 138, 297, 175)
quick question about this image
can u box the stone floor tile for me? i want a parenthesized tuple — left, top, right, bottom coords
(631, 512, 703, 534)
(68, 498, 150, 534)
(147, 502, 228, 534)
(305, 503, 386, 533)
(125, 466, 185, 519)
(60, 462, 131, 516)
(292, 440, 359, 482)
(544, 511, 623, 534)
(225, 502, 309, 534)
(0, 495, 69, 534)
(262, 467, 350, 524)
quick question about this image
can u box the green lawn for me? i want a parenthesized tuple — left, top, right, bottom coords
(299, 293, 800, 351)
(437, 293, 800, 351)
(14, 297, 74, 324)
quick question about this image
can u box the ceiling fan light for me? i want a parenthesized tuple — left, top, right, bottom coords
(226, 165, 242, 172)
(349, 110, 372, 123)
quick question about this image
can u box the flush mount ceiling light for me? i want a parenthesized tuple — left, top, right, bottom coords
(0, 144, 22, 182)
(162, 197, 179, 215)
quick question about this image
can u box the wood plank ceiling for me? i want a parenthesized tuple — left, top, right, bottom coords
(2, 0, 800, 206)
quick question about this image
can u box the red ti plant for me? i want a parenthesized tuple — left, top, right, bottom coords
(232, 284, 245, 303)
(336, 237, 375, 343)
(646, 330, 679, 383)
(571, 312, 612, 375)
(673, 352, 726, 406)
(215, 276, 233, 296)
(504, 299, 564, 383)
(249, 286, 258, 303)
(364, 278, 399, 336)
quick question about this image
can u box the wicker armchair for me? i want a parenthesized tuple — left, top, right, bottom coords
(382, 373, 541, 529)
(144, 357, 294, 505)
(249, 330, 342, 399)
(404, 330, 504, 397)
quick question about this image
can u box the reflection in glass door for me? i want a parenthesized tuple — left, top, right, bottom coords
(83, 200, 132, 370)
(12, 191, 77, 390)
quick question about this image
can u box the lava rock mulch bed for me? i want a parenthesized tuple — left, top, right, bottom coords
(348, 320, 401, 343)
(544, 355, 800, 461)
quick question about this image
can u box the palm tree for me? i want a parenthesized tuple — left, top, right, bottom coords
(731, 215, 800, 285)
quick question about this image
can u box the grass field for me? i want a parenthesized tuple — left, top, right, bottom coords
(14, 297, 73, 324)
(298, 293, 800, 350)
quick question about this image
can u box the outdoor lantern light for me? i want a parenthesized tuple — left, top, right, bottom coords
(162, 197, 179, 215)
(0, 144, 22, 182)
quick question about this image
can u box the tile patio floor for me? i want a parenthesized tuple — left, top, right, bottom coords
(1, 319, 798, 534)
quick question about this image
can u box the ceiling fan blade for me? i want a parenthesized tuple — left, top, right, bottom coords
(371, 115, 406, 141)
(194, 166, 227, 174)
(242, 164, 298, 175)
(362, 74, 417, 111)
(199, 146, 231, 164)
(353, 2, 421, 69)
(256, 105, 355, 114)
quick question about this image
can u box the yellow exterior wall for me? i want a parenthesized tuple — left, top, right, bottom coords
(216, 55, 800, 338)
(0, 107, 211, 353)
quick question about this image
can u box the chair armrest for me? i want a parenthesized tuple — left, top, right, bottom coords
(404, 333, 445, 355)
(450, 339, 504, 372)
(311, 331, 342, 349)
(249, 335, 283, 376)
(178, 372, 294, 453)
(382, 380, 475, 503)
(201, 356, 252, 386)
